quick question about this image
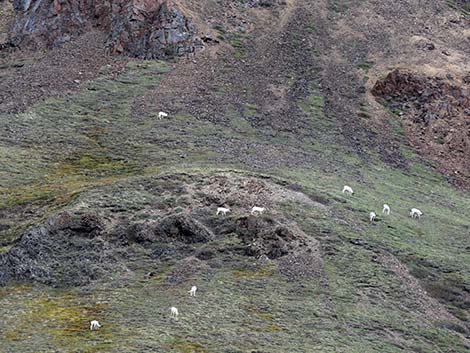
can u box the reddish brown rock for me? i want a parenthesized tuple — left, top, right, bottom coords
(373, 69, 470, 186)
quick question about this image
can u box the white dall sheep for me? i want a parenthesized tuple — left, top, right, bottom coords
(158, 111, 169, 119)
(188, 285, 197, 297)
(170, 307, 179, 319)
(369, 212, 377, 223)
(216, 207, 231, 216)
(342, 185, 354, 195)
(251, 206, 266, 215)
(382, 204, 390, 215)
(90, 320, 101, 330)
(410, 208, 423, 219)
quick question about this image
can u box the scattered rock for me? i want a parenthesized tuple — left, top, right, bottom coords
(240, 0, 285, 8)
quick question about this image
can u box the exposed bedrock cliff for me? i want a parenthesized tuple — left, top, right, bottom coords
(7, 0, 200, 58)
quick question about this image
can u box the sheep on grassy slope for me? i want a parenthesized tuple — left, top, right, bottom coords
(251, 206, 266, 215)
(189, 285, 197, 296)
(170, 307, 179, 319)
(158, 111, 169, 119)
(369, 212, 376, 223)
(216, 207, 230, 216)
(410, 208, 423, 219)
(382, 204, 390, 215)
(342, 185, 354, 195)
(90, 320, 101, 330)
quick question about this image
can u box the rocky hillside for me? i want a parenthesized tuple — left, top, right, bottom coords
(0, 1, 469, 352)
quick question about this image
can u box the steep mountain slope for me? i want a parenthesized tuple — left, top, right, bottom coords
(0, 0, 469, 352)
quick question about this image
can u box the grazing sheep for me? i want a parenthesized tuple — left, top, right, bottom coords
(251, 206, 266, 215)
(216, 207, 231, 216)
(342, 185, 354, 195)
(188, 285, 197, 297)
(382, 204, 391, 215)
(369, 212, 377, 223)
(158, 111, 169, 119)
(410, 208, 423, 219)
(170, 307, 179, 319)
(90, 320, 101, 330)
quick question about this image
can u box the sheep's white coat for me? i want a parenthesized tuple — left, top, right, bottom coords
(189, 286, 197, 296)
(251, 206, 266, 215)
(90, 320, 101, 330)
(158, 111, 169, 119)
(216, 207, 230, 216)
(410, 208, 423, 219)
(342, 185, 354, 194)
(382, 204, 390, 215)
(170, 307, 179, 318)
(369, 212, 377, 222)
